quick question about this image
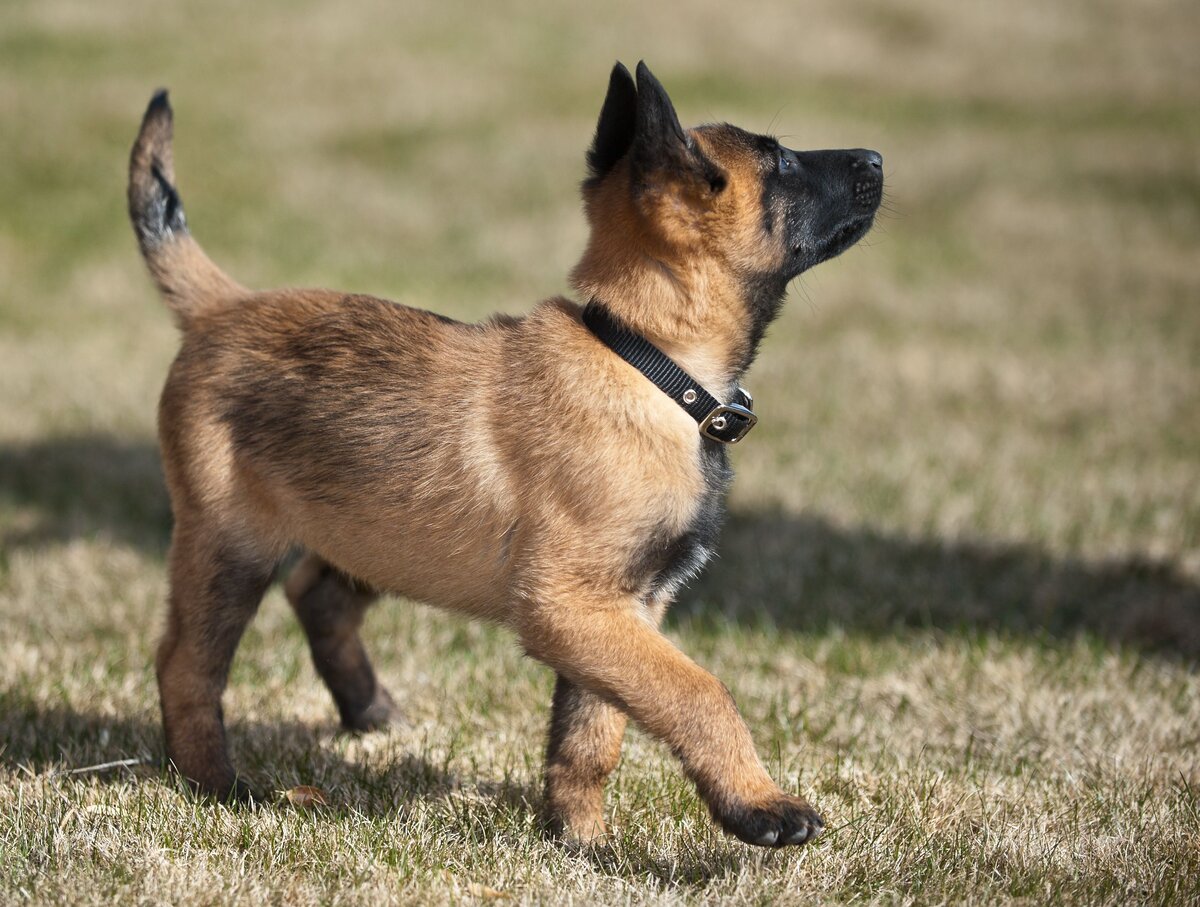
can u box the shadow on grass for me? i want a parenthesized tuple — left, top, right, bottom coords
(678, 512, 1200, 660)
(583, 840, 749, 889)
(0, 433, 170, 556)
(0, 691, 531, 820)
(2, 433, 1197, 659)
(0, 693, 749, 888)
(1, 694, 744, 890)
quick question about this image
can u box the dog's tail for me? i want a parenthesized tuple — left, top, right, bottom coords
(128, 90, 245, 325)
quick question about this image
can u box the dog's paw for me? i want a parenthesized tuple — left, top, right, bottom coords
(225, 777, 263, 805)
(715, 793, 825, 847)
(342, 685, 407, 733)
(179, 770, 261, 806)
(544, 807, 609, 847)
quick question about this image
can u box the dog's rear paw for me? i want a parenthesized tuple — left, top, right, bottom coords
(544, 803, 609, 846)
(177, 769, 261, 806)
(715, 793, 825, 847)
(342, 685, 406, 733)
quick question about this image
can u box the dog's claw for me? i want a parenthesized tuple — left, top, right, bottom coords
(782, 825, 813, 845)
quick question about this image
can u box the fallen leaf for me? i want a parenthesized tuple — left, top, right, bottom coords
(282, 785, 329, 807)
(440, 870, 511, 900)
(466, 882, 511, 900)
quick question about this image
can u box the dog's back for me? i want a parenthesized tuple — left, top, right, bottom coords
(129, 94, 705, 620)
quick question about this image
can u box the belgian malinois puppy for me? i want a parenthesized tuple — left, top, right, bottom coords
(127, 61, 882, 848)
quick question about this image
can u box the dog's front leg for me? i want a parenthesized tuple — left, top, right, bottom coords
(522, 604, 823, 848)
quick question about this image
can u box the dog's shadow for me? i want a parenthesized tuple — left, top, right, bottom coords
(1, 696, 746, 889)
(6, 434, 1196, 887)
(676, 511, 1200, 659)
(0, 433, 171, 556)
(3, 432, 1197, 659)
(0, 694, 524, 817)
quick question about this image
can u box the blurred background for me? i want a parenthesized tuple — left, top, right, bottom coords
(2, 0, 1195, 651)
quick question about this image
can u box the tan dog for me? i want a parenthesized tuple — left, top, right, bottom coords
(128, 61, 882, 848)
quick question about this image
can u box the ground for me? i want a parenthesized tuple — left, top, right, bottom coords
(1, 0, 1198, 903)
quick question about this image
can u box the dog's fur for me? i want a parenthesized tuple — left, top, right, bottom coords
(128, 61, 882, 848)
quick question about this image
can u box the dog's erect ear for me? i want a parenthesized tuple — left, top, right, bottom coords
(631, 61, 726, 195)
(586, 62, 638, 182)
(633, 61, 687, 164)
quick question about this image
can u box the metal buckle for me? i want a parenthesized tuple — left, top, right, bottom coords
(699, 402, 758, 444)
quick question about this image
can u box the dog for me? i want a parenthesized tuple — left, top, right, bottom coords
(127, 61, 882, 848)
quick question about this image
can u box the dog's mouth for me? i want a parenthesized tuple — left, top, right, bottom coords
(797, 215, 876, 264)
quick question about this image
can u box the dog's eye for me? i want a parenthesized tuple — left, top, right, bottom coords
(777, 149, 795, 175)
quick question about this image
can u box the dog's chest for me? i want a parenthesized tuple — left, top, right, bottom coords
(629, 443, 732, 602)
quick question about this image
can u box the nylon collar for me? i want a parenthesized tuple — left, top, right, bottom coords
(582, 300, 757, 444)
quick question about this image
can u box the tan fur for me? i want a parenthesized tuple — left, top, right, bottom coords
(128, 64, 882, 848)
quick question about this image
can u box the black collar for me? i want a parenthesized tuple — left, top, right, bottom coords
(582, 300, 757, 444)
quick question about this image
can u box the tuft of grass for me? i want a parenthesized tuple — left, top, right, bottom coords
(2, 0, 1198, 903)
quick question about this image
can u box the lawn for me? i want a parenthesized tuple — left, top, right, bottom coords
(1, 0, 1198, 903)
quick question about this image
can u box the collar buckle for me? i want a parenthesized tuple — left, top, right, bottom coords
(699, 402, 758, 444)
(583, 300, 763, 445)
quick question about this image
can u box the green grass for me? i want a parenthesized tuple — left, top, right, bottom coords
(2, 0, 1199, 903)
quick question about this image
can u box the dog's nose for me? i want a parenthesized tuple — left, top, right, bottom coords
(851, 149, 883, 172)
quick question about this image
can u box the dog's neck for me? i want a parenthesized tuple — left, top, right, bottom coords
(571, 242, 780, 399)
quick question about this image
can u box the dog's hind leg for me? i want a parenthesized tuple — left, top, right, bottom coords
(544, 676, 628, 842)
(542, 596, 669, 842)
(284, 552, 401, 732)
(156, 521, 277, 800)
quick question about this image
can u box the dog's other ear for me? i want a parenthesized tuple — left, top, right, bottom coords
(632, 61, 687, 176)
(631, 61, 725, 195)
(586, 62, 638, 183)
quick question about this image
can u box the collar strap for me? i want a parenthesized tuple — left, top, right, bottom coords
(582, 300, 758, 444)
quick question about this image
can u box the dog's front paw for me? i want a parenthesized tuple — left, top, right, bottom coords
(715, 793, 825, 847)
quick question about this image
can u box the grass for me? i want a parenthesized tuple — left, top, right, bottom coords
(2, 0, 1199, 903)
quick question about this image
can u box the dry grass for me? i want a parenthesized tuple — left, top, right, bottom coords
(2, 0, 1198, 903)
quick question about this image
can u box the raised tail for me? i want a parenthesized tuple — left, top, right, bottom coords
(128, 90, 244, 324)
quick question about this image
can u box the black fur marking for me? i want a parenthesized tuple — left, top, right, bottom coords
(628, 61, 727, 194)
(147, 88, 171, 117)
(151, 161, 187, 236)
(692, 140, 728, 196)
(585, 63, 727, 197)
(761, 145, 883, 277)
(132, 160, 188, 249)
(585, 62, 637, 185)
(632, 61, 687, 164)
(627, 442, 732, 601)
(130, 90, 189, 249)
(739, 271, 789, 372)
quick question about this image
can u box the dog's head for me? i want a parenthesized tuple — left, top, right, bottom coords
(574, 61, 883, 354)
